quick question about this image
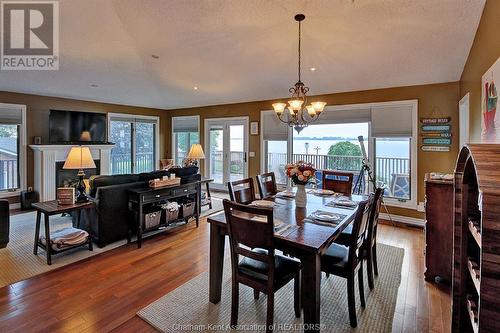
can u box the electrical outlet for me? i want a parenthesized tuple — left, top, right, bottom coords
(249, 152, 255, 157)
(28, 186, 33, 192)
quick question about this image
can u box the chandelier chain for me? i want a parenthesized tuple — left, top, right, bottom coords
(298, 19, 301, 82)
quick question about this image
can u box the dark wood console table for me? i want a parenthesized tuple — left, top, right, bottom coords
(128, 181, 201, 248)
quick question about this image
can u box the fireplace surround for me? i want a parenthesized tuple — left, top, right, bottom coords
(30, 144, 114, 201)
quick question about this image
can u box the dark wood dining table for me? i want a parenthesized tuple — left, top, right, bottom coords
(207, 192, 365, 333)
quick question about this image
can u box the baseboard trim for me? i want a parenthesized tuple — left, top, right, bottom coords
(380, 213, 424, 228)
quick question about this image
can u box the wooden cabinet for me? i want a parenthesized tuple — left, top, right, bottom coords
(424, 175, 453, 283)
(452, 144, 500, 333)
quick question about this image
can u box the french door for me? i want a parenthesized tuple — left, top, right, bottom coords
(205, 117, 249, 190)
(108, 114, 159, 174)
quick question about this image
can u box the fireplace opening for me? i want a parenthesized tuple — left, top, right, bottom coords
(55, 160, 101, 189)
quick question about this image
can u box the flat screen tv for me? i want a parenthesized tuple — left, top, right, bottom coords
(49, 110, 107, 144)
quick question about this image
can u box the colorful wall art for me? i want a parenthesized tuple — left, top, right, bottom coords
(481, 57, 500, 142)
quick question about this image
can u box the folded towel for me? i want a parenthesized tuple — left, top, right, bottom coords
(40, 227, 89, 251)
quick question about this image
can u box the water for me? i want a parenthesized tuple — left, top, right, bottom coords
(268, 139, 409, 158)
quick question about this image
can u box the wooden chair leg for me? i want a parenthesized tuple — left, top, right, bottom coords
(373, 243, 379, 276)
(266, 291, 274, 333)
(367, 248, 375, 290)
(231, 282, 239, 326)
(294, 272, 301, 318)
(358, 265, 366, 308)
(254, 289, 260, 300)
(347, 275, 357, 328)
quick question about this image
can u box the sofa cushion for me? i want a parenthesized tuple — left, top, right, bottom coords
(138, 170, 170, 181)
(168, 166, 198, 177)
(89, 174, 140, 197)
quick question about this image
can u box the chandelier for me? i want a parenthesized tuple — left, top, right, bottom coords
(272, 14, 326, 133)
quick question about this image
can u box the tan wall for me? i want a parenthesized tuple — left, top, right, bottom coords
(166, 82, 460, 219)
(460, 0, 500, 141)
(0, 91, 169, 189)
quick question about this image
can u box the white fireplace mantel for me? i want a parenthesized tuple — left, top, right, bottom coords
(30, 144, 115, 201)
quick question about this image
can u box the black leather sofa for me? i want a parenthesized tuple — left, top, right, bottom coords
(77, 166, 199, 247)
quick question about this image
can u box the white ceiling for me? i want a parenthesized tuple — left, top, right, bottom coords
(0, 0, 485, 110)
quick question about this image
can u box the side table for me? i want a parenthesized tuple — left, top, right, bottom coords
(32, 200, 94, 265)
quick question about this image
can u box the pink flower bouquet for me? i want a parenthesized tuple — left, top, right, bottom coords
(285, 161, 316, 185)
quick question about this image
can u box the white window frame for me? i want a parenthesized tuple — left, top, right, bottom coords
(260, 99, 418, 210)
(107, 113, 160, 172)
(0, 103, 27, 198)
(171, 115, 200, 165)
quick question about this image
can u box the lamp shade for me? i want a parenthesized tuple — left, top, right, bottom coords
(63, 147, 96, 170)
(187, 144, 205, 159)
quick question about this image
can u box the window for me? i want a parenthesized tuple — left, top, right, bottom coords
(261, 100, 417, 209)
(172, 116, 200, 166)
(261, 111, 289, 184)
(374, 138, 411, 199)
(0, 103, 26, 195)
(371, 102, 417, 208)
(108, 114, 159, 174)
(292, 123, 369, 189)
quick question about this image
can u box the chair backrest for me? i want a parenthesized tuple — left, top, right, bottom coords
(256, 172, 278, 199)
(223, 199, 275, 275)
(366, 187, 384, 247)
(228, 178, 256, 204)
(347, 194, 374, 265)
(322, 170, 354, 195)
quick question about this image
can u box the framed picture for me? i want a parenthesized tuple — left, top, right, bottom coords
(33, 136, 42, 144)
(250, 121, 259, 135)
(481, 56, 500, 142)
(57, 187, 75, 205)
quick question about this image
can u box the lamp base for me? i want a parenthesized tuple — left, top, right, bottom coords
(75, 171, 88, 203)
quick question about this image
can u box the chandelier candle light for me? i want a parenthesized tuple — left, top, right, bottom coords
(272, 14, 327, 133)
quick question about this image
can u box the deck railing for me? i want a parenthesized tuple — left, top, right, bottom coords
(0, 159, 18, 191)
(110, 152, 155, 174)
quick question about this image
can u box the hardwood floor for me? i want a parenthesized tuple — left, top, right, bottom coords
(0, 218, 451, 333)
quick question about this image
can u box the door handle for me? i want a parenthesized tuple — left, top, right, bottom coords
(244, 152, 247, 163)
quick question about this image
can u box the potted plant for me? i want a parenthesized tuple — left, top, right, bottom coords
(285, 161, 316, 208)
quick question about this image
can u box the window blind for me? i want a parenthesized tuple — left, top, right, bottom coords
(0, 107, 22, 125)
(262, 111, 288, 141)
(371, 105, 413, 137)
(172, 116, 199, 133)
(313, 108, 371, 125)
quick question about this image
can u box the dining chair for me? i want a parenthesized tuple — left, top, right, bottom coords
(256, 172, 278, 199)
(334, 187, 384, 289)
(228, 178, 256, 204)
(322, 170, 354, 195)
(223, 200, 302, 332)
(321, 194, 374, 328)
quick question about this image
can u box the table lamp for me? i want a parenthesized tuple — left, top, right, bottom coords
(63, 146, 96, 203)
(186, 143, 205, 167)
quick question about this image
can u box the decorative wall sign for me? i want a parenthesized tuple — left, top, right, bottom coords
(421, 117, 451, 124)
(419, 132, 452, 138)
(421, 146, 450, 152)
(422, 125, 451, 132)
(422, 138, 452, 145)
(481, 56, 499, 142)
(250, 121, 259, 135)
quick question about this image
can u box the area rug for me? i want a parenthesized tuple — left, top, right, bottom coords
(138, 243, 404, 333)
(0, 198, 223, 288)
(0, 212, 126, 288)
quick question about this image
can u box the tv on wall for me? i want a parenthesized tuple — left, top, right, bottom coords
(49, 110, 107, 144)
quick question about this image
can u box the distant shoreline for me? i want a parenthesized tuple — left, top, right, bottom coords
(294, 137, 403, 141)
